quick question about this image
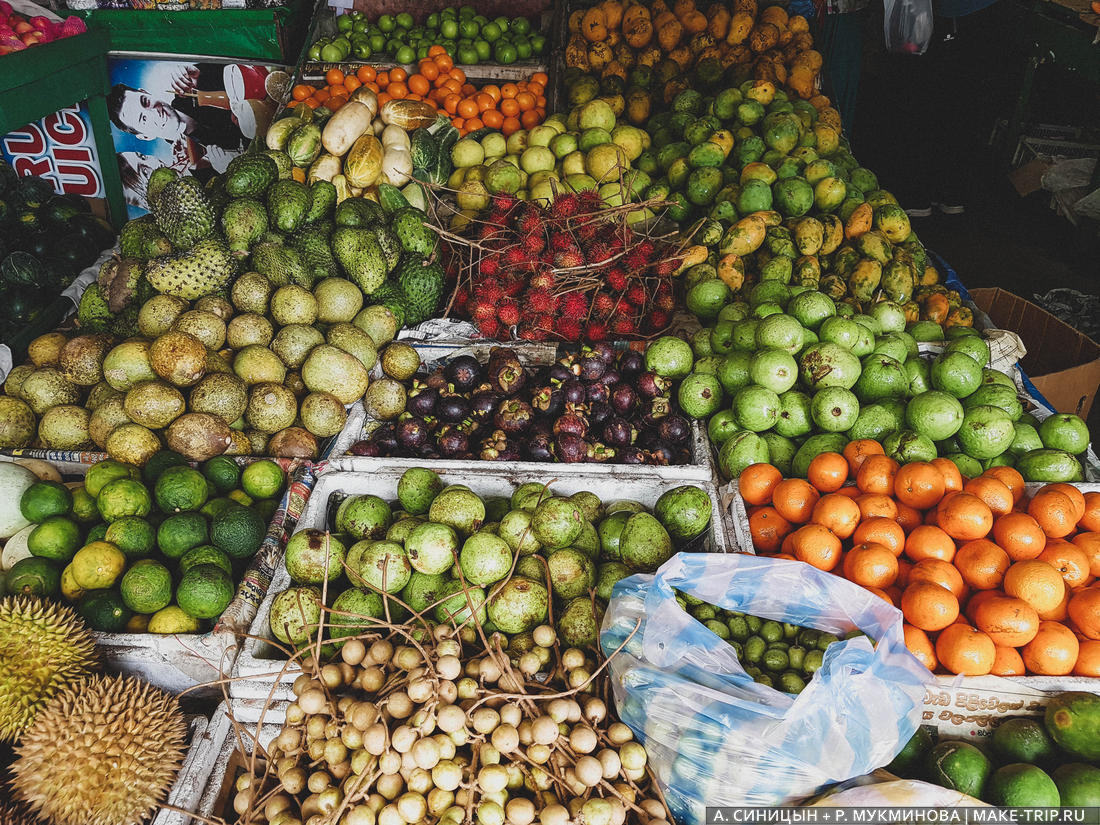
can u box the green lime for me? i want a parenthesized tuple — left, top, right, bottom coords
(142, 450, 189, 486)
(1051, 763, 1100, 806)
(241, 460, 286, 500)
(104, 517, 156, 558)
(6, 556, 60, 597)
(70, 541, 127, 589)
(985, 763, 1060, 806)
(147, 604, 201, 634)
(888, 726, 933, 777)
(201, 497, 236, 520)
(157, 512, 209, 559)
(155, 466, 209, 513)
(202, 456, 241, 494)
(85, 459, 139, 497)
(990, 717, 1059, 766)
(211, 505, 266, 560)
(253, 498, 279, 524)
(78, 589, 131, 632)
(176, 563, 235, 619)
(70, 486, 101, 524)
(86, 523, 108, 543)
(20, 481, 72, 523)
(179, 545, 233, 577)
(96, 479, 153, 523)
(27, 516, 82, 561)
(120, 559, 173, 614)
(395, 44, 416, 64)
(926, 741, 992, 798)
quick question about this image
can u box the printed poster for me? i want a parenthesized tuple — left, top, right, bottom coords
(106, 57, 291, 218)
(1, 103, 105, 199)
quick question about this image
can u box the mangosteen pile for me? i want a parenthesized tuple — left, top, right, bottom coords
(347, 344, 694, 464)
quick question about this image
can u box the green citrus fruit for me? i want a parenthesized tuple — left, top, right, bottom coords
(120, 559, 173, 614)
(104, 517, 156, 558)
(241, 460, 286, 500)
(19, 481, 72, 523)
(27, 516, 82, 561)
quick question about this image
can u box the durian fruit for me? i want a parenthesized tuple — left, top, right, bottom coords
(0, 802, 38, 825)
(11, 674, 188, 825)
(0, 596, 97, 742)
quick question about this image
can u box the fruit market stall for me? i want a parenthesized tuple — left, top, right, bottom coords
(2, 0, 1100, 818)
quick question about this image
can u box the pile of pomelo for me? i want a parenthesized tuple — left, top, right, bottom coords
(738, 448, 1100, 678)
(643, 305, 1091, 483)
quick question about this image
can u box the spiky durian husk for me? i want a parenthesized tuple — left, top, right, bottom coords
(0, 597, 97, 742)
(0, 802, 38, 825)
(11, 675, 187, 825)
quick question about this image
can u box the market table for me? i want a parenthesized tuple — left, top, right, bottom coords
(0, 27, 128, 228)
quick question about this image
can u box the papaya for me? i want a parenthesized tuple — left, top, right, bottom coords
(902, 301, 920, 323)
(820, 274, 847, 300)
(719, 215, 767, 255)
(881, 259, 915, 304)
(760, 255, 793, 283)
(765, 226, 797, 258)
(717, 253, 745, 290)
(944, 306, 974, 328)
(794, 255, 821, 286)
(832, 246, 861, 278)
(582, 7, 609, 42)
(844, 201, 873, 239)
(791, 217, 824, 255)
(856, 230, 892, 264)
(848, 258, 883, 302)
(920, 265, 940, 286)
(920, 292, 951, 325)
(819, 214, 844, 254)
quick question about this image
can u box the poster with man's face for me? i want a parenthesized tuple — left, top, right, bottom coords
(107, 57, 291, 218)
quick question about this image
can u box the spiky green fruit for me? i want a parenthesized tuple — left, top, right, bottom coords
(0, 802, 38, 825)
(0, 597, 97, 742)
(153, 176, 214, 249)
(12, 675, 187, 825)
(145, 237, 236, 300)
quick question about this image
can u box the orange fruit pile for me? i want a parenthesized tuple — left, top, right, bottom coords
(739, 441, 1100, 679)
(288, 48, 547, 138)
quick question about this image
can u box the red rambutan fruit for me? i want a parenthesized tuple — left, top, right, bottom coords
(611, 317, 637, 336)
(576, 189, 602, 212)
(586, 241, 613, 264)
(592, 292, 616, 315)
(529, 271, 556, 291)
(478, 317, 501, 338)
(585, 321, 608, 342)
(519, 209, 543, 235)
(549, 231, 574, 252)
(480, 256, 501, 278)
(504, 246, 528, 267)
(497, 300, 521, 326)
(554, 250, 584, 269)
(528, 288, 558, 314)
(501, 278, 525, 297)
(655, 259, 677, 277)
(524, 232, 546, 254)
(638, 240, 655, 259)
(624, 248, 648, 272)
(517, 324, 542, 341)
(625, 284, 648, 306)
(646, 309, 671, 331)
(475, 278, 504, 302)
(606, 267, 628, 292)
(555, 318, 583, 341)
(473, 302, 497, 322)
(561, 292, 589, 319)
(549, 193, 580, 219)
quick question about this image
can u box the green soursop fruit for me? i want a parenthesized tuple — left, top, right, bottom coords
(396, 255, 444, 325)
(333, 227, 387, 294)
(373, 224, 403, 272)
(204, 174, 230, 216)
(119, 216, 154, 258)
(306, 181, 337, 225)
(145, 237, 235, 300)
(152, 177, 215, 249)
(289, 229, 338, 282)
(76, 285, 111, 333)
(390, 207, 437, 257)
(221, 198, 268, 257)
(366, 280, 410, 327)
(251, 242, 311, 287)
(224, 153, 278, 198)
(145, 166, 177, 210)
(263, 150, 293, 180)
(334, 197, 384, 228)
(266, 180, 311, 234)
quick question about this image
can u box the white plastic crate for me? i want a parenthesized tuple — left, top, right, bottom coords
(229, 466, 732, 707)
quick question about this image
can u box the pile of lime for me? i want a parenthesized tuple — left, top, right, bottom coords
(889, 691, 1100, 806)
(309, 5, 546, 65)
(2, 454, 285, 633)
(677, 590, 868, 693)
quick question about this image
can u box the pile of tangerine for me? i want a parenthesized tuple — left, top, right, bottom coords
(738, 442, 1100, 679)
(288, 47, 547, 137)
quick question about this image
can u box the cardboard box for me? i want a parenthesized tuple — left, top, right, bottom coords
(970, 287, 1100, 419)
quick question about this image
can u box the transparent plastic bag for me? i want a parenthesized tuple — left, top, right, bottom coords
(601, 553, 932, 823)
(884, 0, 933, 54)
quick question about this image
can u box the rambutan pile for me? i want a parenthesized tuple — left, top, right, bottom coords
(441, 190, 680, 342)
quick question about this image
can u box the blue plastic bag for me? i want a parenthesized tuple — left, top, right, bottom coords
(600, 553, 932, 822)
